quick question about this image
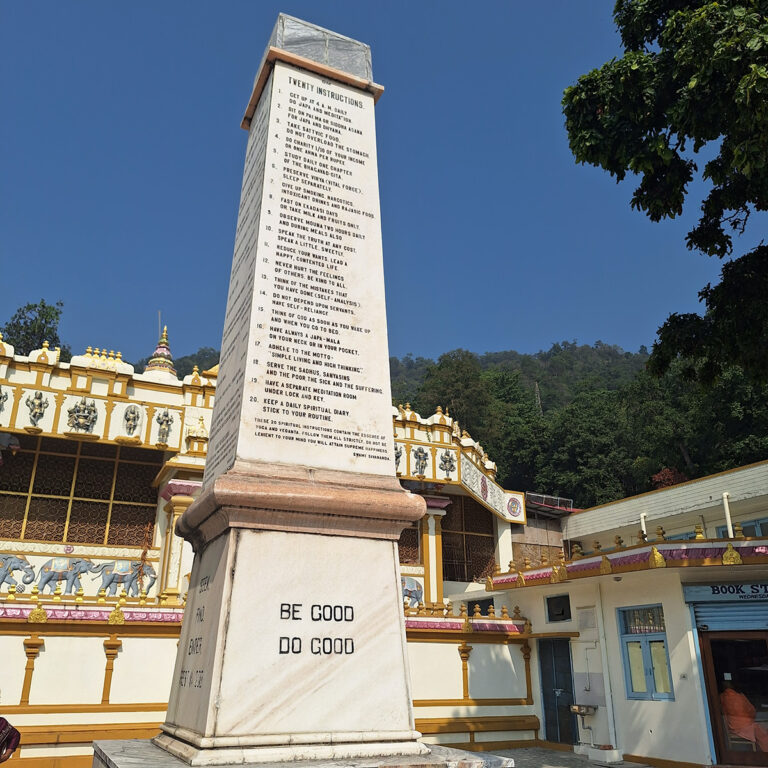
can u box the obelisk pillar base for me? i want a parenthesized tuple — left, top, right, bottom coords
(152, 461, 426, 767)
(152, 731, 428, 766)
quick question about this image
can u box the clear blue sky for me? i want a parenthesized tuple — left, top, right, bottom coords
(0, 2, 750, 365)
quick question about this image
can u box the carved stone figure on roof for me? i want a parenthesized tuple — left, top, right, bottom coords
(186, 415, 208, 439)
(439, 449, 456, 477)
(67, 396, 98, 433)
(156, 409, 174, 444)
(394, 443, 402, 472)
(412, 446, 429, 476)
(123, 405, 141, 436)
(25, 391, 49, 426)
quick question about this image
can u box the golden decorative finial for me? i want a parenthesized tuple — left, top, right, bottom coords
(116, 351, 122, 360)
(508, 560, 517, 573)
(27, 601, 48, 623)
(722, 542, 743, 566)
(523, 618, 533, 634)
(656, 525, 666, 541)
(593, 540, 602, 552)
(139, 590, 147, 607)
(614, 535, 625, 549)
(522, 557, 531, 571)
(571, 543, 583, 559)
(85, 346, 93, 357)
(53, 583, 62, 602)
(540, 550, 549, 567)
(649, 546, 667, 568)
(733, 522, 745, 539)
(435, 405, 443, 414)
(500, 605, 509, 619)
(97, 589, 106, 605)
(512, 605, 522, 620)
(459, 603, 468, 618)
(75, 587, 84, 604)
(638, 529, 648, 542)
(7, 585, 16, 602)
(161, 325, 169, 342)
(42, 340, 49, 349)
(108, 605, 126, 625)
(487, 603, 496, 618)
(694, 523, 705, 539)
(473, 603, 482, 618)
(108, 349, 115, 359)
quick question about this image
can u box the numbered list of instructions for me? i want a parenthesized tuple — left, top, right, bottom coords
(240, 62, 393, 475)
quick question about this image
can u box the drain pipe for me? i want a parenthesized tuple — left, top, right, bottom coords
(640, 512, 648, 538)
(578, 715, 595, 747)
(596, 582, 619, 751)
(722, 492, 734, 538)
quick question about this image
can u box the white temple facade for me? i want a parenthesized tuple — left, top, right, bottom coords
(2, 334, 766, 767)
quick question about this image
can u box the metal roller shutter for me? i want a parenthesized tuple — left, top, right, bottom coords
(693, 602, 768, 631)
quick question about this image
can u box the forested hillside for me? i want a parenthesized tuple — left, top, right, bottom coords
(390, 343, 768, 508)
(128, 339, 768, 509)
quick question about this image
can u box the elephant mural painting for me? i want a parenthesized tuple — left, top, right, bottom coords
(91, 561, 157, 596)
(0, 555, 35, 593)
(37, 557, 96, 594)
(401, 576, 423, 607)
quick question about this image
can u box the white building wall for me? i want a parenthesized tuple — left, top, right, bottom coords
(109, 636, 178, 704)
(599, 570, 712, 765)
(468, 643, 526, 699)
(505, 581, 612, 748)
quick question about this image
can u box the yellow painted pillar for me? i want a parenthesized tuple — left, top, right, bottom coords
(159, 494, 195, 605)
(422, 496, 451, 606)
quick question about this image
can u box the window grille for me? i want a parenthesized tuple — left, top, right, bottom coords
(0, 434, 162, 547)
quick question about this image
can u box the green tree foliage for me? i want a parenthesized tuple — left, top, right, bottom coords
(563, 0, 768, 382)
(536, 389, 630, 507)
(173, 347, 220, 379)
(415, 350, 491, 437)
(0, 300, 72, 361)
(390, 343, 768, 507)
(389, 353, 432, 406)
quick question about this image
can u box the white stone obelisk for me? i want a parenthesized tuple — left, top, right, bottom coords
(150, 15, 428, 766)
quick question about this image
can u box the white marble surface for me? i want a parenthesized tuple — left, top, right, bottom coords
(162, 530, 419, 750)
(205, 59, 394, 486)
(94, 739, 514, 768)
(165, 533, 233, 736)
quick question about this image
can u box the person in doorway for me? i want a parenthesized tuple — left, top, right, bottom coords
(721, 680, 768, 751)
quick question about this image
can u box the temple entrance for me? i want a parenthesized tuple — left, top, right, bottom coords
(700, 632, 768, 765)
(538, 638, 577, 745)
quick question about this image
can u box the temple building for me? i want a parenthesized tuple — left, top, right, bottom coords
(0, 333, 766, 767)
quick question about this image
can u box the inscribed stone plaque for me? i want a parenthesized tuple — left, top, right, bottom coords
(205, 61, 393, 485)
